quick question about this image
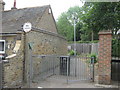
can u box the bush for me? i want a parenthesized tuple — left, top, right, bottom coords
(112, 39, 120, 57)
(68, 50, 75, 56)
(86, 53, 98, 64)
(90, 54, 97, 63)
(68, 40, 99, 44)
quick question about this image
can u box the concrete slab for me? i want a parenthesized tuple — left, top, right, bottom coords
(31, 77, 98, 88)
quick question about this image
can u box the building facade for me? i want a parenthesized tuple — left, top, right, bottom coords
(0, 2, 67, 88)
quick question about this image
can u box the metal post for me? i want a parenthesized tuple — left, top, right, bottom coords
(92, 57, 94, 82)
(74, 17, 76, 56)
(67, 57, 69, 84)
(74, 17, 77, 77)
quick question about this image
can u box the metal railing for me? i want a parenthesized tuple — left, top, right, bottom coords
(29, 55, 94, 87)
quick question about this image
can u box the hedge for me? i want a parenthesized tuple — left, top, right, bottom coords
(68, 40, 99, 44)
(112, 39, 120, 57)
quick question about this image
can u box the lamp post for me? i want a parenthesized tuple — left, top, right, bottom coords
(73, 16, 77, 77)
(74, 17, 76, 56)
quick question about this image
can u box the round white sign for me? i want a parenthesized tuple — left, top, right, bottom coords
(23, 22, 32, 32)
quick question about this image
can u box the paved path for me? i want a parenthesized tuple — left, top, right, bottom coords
(31, 77, 98, 88)
(30, 57, 96, 88)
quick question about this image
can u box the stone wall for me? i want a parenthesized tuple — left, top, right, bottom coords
(1, 34, 24, 88)
(36, 7, 58, 34)
(24, 29, 67, 85)
(1, 28, 67, 87)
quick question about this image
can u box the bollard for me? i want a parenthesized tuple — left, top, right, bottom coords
(91, 57, 94, 82)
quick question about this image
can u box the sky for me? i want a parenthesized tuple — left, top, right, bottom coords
(3, 0, 84, 20)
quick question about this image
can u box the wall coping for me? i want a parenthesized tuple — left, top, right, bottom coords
(98, 31, 112, 35)
(31, 28, 66, 40)
(0, 33, 17, 37)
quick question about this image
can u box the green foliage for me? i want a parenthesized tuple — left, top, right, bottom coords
(57, 2, 120, 41)
(90, 54, 97, 63)
(68, 50, 79, 56)
(68, 40, 98, 44)
(68, 50, 75, 56)
(57, 6, 82, 41)
(57, 12, 74, 41)
(82, 2, 120, 35)
(112, 39, 120, 57)
(86, 53, 98, 64)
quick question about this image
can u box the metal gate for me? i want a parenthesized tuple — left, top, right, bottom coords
(30, 55, 94, 85)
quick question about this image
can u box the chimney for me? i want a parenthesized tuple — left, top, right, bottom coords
(0, 0, 5, 11)
(11, 0, 17, 10)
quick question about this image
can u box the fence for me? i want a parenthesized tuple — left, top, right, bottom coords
(68, 43, 98, 55)
(111, 58, 120, 82)
(29, 55, 94, 87)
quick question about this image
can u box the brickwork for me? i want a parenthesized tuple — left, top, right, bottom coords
(97, 31, 112, 84)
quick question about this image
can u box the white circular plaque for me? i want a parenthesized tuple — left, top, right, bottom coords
(23, 22, 32, 32)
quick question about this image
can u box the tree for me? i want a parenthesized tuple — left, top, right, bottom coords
(57, 12, 74, 41)
(57, 2, 120, 41)
(57, 6, 82, 41)
(82, 2, 120, 40)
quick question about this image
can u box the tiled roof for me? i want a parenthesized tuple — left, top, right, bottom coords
(2, 5, 50, 33)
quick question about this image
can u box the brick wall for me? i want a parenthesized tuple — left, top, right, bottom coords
(97, 31, 112, 84)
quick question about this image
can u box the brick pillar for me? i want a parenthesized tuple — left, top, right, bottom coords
(98, 31, 112, 85)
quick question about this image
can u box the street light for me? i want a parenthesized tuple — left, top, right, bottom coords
(73, 16, 77, 77)
(73, 16, 77, 56)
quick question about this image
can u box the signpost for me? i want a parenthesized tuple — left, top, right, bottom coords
(23, 22, 32, 88)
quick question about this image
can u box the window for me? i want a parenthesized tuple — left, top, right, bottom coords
(0, 40, 5, 54)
